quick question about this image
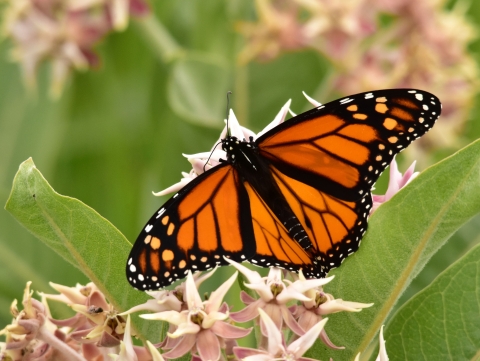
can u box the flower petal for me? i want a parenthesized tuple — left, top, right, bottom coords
(185, 271, 203, 310)
(257, 309, 284, 356)
(281, 305, 305, 336)
(288, 318, 328, 357)
(162, 334, 197, 359)
(140, 310, 186, 326)
(230, 301, 262, 323)
(302, 91, 322, 107)
(319, 299, 374, 315)
(376, 325, 389, 361)
(256, 99, 291, 139)
(146, 341, 165, 361)
(47, 282, 88, 304)
(233, 347, 272, 361)
(206, 272, 237, 315)
(168, 322, 201, 338)
(202, 311, 229, 329)
(197, 329, 221, 361)
(228, 110, 246, 140)
(211, 321, 252, 339)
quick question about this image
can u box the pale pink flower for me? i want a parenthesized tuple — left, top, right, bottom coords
(236, 0, 306, 64)
(0, 282, 85, 361)
(42, 282, 127, 349)
(226, 259, 331, 337)
(293, 0, 376, 59)
(233, 308, 328, 361)
(371, 158, 418, 213)
(293, 272, 373, 349)
(140, 271, 251, 361)
(123, 268, 217, 315)
(2, 0, 149, 97)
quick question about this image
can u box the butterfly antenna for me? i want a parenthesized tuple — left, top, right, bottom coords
(202, 92, 232, 174)
(203, 140, 222, 173)
(226, 91, 232, 137)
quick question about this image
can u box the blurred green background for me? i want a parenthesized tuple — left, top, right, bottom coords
(1, 0, 480, 328)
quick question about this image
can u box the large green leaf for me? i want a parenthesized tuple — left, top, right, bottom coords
(311, 140, 480, 361)
(5, 158, 161, 340)
(385, 242, 480, 360)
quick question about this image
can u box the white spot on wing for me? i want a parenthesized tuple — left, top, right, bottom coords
(156, 208, 166, 218)
(145, 224, 153, 233)
(340, 98, 354, 104)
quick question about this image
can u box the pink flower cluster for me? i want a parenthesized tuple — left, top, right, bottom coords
(238, 0, 478, 155)
(0, 264, 380, 361)
(0, 281, 162, 361)
(124, 259, 373, 361)
(3, 0, 149, 97)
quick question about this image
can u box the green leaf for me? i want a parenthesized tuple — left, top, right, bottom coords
(168, 54, 231, 127)
(5, 158, 161, 340)
(311, 140, 480, 361)
(385, 241, 480, 360)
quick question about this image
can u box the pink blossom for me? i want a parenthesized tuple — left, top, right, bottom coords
(371, 158, 418, 213)
(140, 271, 251, 361)
(293, 272, 373, 349)
(226, 259, 331, 337)
(233, 308, 328, 361)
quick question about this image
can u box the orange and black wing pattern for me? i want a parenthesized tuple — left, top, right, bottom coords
(126, 164, 255, 290)
(257, 89, 441, 201)
(247, 165, 370, 277)
(127, 88, 441, 290)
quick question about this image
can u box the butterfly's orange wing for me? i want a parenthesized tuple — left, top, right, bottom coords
(249, 89, 440, 275)
(257, 89, 441, 201)
(247, 165, 370, 276)
(126, 164, 255, 290)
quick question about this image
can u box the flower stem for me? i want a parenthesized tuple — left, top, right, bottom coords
(134, 14, 185, 63)
(37, 326, 87, 361)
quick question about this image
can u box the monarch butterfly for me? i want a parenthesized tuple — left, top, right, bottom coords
(127, 89, 441, 291)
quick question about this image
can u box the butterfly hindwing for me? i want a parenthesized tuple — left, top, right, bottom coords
(268, 165, 370, 275)
(127, 164, 255, 290)
(257, 89, 441, 201)
(242, 180, 316, 274)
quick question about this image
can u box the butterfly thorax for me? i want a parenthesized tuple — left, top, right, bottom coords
(221, 136, 259, 169)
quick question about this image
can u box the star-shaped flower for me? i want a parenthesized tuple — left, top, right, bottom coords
(140, 271, 251, 361)
(226, 259, 332, 337)
(233, 308, 328, 361)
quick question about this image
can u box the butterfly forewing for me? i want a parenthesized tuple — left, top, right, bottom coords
(257, 89, 441, 201)
(126, 164, 255, 290)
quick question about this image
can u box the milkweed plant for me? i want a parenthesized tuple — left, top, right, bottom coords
(2, 1, 480, 361)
